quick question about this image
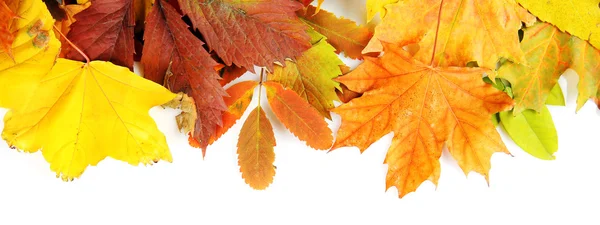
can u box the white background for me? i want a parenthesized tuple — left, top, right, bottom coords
(0, 0, 599, 224)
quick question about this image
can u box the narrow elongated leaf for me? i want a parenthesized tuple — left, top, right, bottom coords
(209, 81, 258, 144)
(264, 81, 333, 150)
(500, 106, 558, 160)
(237, 106, 276, 190)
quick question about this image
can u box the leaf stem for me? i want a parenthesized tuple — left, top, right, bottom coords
(430, 0, 444, 66)
(53, 24, 90, 64)
(258, 68, 265, 109)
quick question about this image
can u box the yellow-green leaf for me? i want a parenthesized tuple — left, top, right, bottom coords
(267, 37, 343, 119)
(516, 0, 600, 50)
(237, 106, 276, 190)
(2, 59, 176, 180)
(570, 37, 600, 111)
(545, 84, 565, 106)
(500, 106, 557, 160)
(366, 0, 397, 21)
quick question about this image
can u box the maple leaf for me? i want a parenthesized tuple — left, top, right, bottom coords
(237, 106, 276, 190)
(571, 36, 600, 110)
(364, 0, 535, 70)
(265, 81, 333, 150)
(177, 0, 311, 71)
(333, 42, 514, 197)
(365, 0, 397, 21)
(267, 37, 343, 119)
(298, 5, 373, 59)
(516, 0, 600, 50)
(497, 23, 571, 114)
(66, 0, 135, 70)
(2, 59, 176, 180)
(142, 0, 227, 151)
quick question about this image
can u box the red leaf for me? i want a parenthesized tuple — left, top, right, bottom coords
(66, 0, 135, 70)
(177, 0, 311, 71)
(142, 0, 227, 149)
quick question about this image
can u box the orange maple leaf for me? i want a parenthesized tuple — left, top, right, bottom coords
(333, 41, 514, 197)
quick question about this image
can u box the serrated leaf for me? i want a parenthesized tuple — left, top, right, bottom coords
(364, 0, 533, 69)
(177, 0, 311, 71)
(570, 37, 600, 110)
(516, 0, 600, 50)
(333, 42, 514, 197)
(267, 37, 343, 119)
(237, 106, 276, 190)
(2, 59, 176, 180)
(500, 106, 557, 160)
(209, 81, 258, 145)
(264, 81, 333, 150)
(142, 0, 227, 150)
(298, 5, 373, 59)
(66, 0, 135, 70)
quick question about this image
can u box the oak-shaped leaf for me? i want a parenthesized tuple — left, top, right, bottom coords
(66, 0, 135, 70)
(142, 0, 227, 151)
(333, 42, 514, 197)
(298, 5, 373, 59)
(2, 59, 176, 180)
(177, 0, 311, 71)
(364, 0, 535, 69)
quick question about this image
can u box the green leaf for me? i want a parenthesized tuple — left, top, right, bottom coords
(491, 113, 500, 127)
(499, 106, 558, 160)
(545, 84, 566, 106)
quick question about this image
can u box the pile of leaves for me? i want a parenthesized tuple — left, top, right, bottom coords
(0, 0, 598, 197)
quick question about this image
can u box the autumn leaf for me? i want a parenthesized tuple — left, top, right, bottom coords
(364, 0, 534, 70)
(298, 5, 373, 59)
(2, 59, 176, 180)
(571, 36, 600, 110)
(66, 0, 135, 70)
(177, 0, 311, 71)
(237, 106, 276, 190)
(142, 0, 227, 150)
(267, 37, 343, 119)
(1, 0, 18, 57)
(500, 106, 557, 160)
(333, 42, 514, 197)
(219, 65, 247, 86)
(365, 0, 397, 21)
(265, 81, 333, 150)
(516, 0, 600, 50)
(497, 23, 571, 114)
(209, 81, 258, 145)
(53, 1, 90, 57)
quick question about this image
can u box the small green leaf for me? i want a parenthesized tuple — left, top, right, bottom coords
(491, 113, 499, 127)
(545, 84, 566, 106)
(500, 106, 558, 160)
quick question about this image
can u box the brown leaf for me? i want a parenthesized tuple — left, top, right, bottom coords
(66, 0, 135, 70)
(177, 0, 311, 71)
(143, 0, 227, 150)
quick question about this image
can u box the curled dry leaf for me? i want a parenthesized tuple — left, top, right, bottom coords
(265, 81, 333, 150)
(177, 0, 311, 71)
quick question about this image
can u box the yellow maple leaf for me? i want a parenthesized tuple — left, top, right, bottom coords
(2, 59, 176, 181)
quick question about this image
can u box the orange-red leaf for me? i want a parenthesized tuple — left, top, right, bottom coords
(264, 81, 333, 150)
(143, 0, 227, 149)
(334, 42, 514, 197)
(0, 0, 18, 58)
(209, 81, 258, 145)
(66, 0, 135, 69)
(298, 5, 373, 59)
(177, 0, 311, 71)
(219, 65, 247, 86)
(237, 106, 276, 190)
